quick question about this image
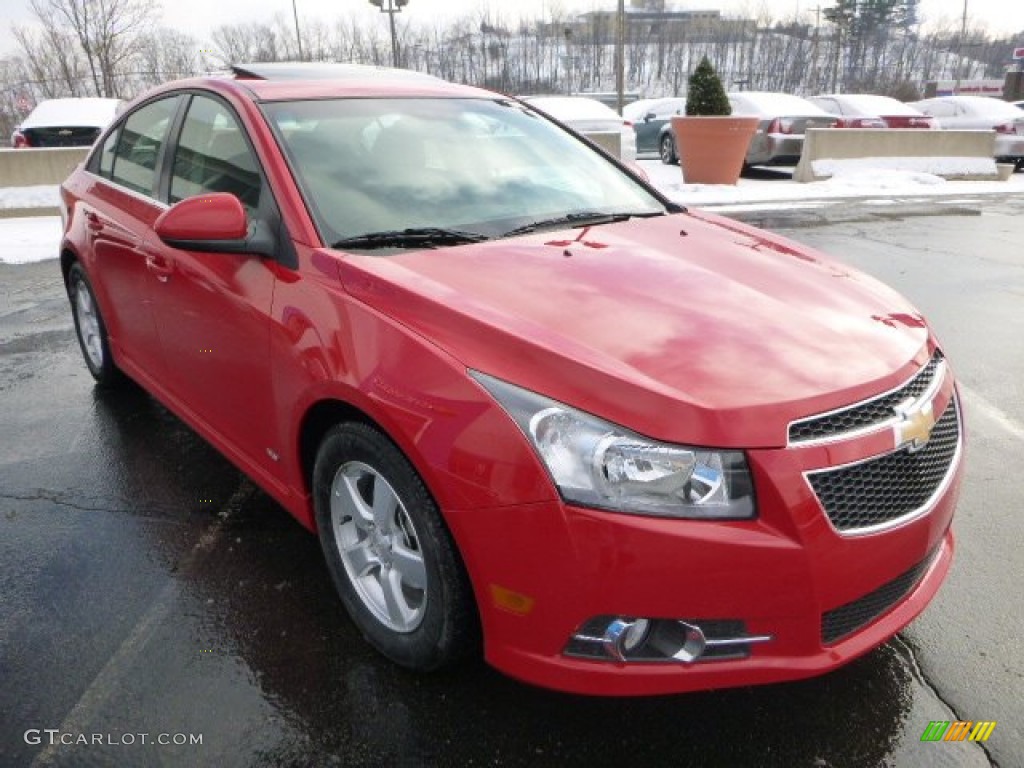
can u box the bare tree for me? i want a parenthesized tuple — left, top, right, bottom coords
(25, 0, 154, 97)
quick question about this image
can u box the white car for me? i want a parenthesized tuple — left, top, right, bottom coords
(12, 97, 121, 148)
(908, 96, 1024, 169)
(522, 96, 638, 162)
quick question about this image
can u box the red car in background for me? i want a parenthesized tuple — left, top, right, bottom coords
(59, 66, 963, 696)
(809, 94, 937, 129)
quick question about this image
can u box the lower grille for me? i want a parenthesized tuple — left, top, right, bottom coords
(807, 397, 960, 533)
(821, 548, 938, 645)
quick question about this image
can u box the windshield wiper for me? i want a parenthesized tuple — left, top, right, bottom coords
(502, 210, 666, 238)
(332, 227, 490, 250)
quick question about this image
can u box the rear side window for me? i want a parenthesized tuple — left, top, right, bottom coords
(96, 127, 119, 178)
(170, 96, 261, 213)
(110, 97, 179, 197)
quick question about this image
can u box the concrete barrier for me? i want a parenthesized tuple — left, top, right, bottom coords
(794, 129, 1000, 182)
(583, 131, 622, 159)
(0, 147, 89, 187)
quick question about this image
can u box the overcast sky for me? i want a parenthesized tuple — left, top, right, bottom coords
(2, 0, 1022, 61)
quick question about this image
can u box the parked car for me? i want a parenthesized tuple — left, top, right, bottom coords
(622, 96, 686, 161)
(522, 95, 638, 162)
(61, 67, 962, 696)
(908, 95, 1024, 170)
(11, 97, 120, 148)
(809, 94, 937, 129)
(726, 92, 837, 166)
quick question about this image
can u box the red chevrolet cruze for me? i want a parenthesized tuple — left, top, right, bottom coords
(59, 65, 963, 696)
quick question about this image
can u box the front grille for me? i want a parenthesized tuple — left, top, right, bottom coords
(822, 548, 938, 644)
(789, 352, 943, 444)
(807, 398, 960, 533)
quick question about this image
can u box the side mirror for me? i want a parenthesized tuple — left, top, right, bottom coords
(155, 193, 277, 258)
(155, 193, 248, 249)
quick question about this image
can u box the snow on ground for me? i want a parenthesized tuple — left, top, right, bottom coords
(1, 165, 1023, 265)
(0, 184, 61, 210)
(0, 217, 62, 264)
(639, 159, 1024, 211)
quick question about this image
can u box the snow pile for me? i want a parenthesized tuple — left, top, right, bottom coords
(0, 185, 61, 210)
(819, 168, 949, 189)
(0, 217, 62, 264)
(812, 156, 997, 180)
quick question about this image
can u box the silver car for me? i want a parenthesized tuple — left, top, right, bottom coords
(727, 92, 837, 167)
(909, 96, 1024, 170)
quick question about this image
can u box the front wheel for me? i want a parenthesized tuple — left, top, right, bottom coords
(313, 422, 478, 670)
(660, 133, 678, 165)
(68, 262, 124, 387)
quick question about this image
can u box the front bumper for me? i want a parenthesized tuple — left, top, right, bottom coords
(444, 376, 963, 696)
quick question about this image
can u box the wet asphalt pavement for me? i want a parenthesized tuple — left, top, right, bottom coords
(2, 198, 1022, 768)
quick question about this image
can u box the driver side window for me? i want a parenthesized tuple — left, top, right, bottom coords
(170, 96, 262, 214)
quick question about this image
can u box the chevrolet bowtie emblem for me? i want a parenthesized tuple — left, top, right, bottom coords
(894, 397, 936, 452)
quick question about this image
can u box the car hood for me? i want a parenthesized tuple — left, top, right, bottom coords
(331, 211, 931, 448)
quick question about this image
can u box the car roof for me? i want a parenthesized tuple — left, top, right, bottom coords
(622, 97, 685, 118)
(522, 96, 621, 120)
(812, 93, 923, 116)
(911, 95, 1023, 117)
(230, 62, 443, 83)
(136, 70, 498, 106)
(728, 92, 831, 116)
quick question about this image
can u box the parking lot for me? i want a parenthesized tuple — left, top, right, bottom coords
(1, 196, 1022, 767)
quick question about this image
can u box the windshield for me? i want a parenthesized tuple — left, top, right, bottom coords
(262, 97, 666, 248)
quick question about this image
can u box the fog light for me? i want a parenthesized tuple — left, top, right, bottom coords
(602, 618, 641, 661)
(566, 616, 773, 663)
(648, 621, 707, 662)
(623, 618, 650, 651)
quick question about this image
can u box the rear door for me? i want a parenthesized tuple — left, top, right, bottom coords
(81, 95, 184, 380)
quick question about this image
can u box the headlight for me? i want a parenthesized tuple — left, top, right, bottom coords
(471, 372, 755, 520)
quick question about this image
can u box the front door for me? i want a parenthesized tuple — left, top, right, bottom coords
(147, 94, 279, 476)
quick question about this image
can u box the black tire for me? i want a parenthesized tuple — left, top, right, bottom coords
(68, 262, 125, 387)
(660, 133, 677, 165)
(313, 422, 478, 670)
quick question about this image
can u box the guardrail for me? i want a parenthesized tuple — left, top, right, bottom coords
(0, 146, 89, 187)
(794, 129, 1003, 182)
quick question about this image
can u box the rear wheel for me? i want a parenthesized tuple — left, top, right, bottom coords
(68, 262, 124, 387)
(313, 422, 477, 670)
(659, 133, 677, 165)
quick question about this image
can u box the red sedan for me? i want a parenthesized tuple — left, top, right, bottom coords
(59, 66, 963, 696)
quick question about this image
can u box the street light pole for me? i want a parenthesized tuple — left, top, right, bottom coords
(370, 0, 408, 68)
(615, 0, 624, 114)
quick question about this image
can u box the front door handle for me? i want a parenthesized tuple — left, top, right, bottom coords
(143, 250, 174, 283)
